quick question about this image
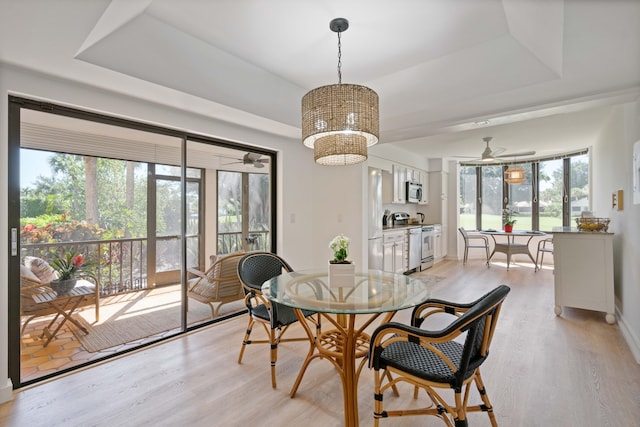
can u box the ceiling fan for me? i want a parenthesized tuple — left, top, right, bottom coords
(456, 137, 535, 162)
(224, 152, 269, 168)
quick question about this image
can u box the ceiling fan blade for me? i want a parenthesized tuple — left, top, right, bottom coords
(244, 152, 262, 162)
(495, 150, 536, 158)
(490, 147, 506, 156)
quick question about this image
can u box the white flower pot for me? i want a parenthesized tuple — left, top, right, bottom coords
(328, 262, 355, 288)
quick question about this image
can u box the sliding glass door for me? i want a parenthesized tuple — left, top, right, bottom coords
(8, 97, 275, 388)
(217, 170, 271, 254)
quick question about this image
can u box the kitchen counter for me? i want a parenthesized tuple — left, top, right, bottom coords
(383, 224, 429, 231)
(551, 226, 613, 235)
(552, 230, 615, 324)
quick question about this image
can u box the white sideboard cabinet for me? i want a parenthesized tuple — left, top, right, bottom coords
(553, 230, 615, 324)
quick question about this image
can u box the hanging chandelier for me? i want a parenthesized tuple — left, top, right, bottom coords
(504, 165, 526, 184)
(301, 18, 379, 166)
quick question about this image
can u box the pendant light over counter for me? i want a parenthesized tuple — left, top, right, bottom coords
(301, 18, 379, 166)
(504, 165, 526, 184)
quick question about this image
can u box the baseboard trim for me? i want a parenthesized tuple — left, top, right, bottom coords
(0, 378, 14, 404)
(616, 306, 640, 364)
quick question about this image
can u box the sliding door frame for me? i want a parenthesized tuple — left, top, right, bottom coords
(7, 95, 278, 388)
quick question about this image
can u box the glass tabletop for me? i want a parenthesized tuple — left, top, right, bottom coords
(261, 269, 436, 315)
(480, 230, 546, 236)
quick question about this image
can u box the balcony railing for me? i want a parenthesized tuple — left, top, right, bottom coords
(22, 238, 148, 297)
(22, 230, 271, 297)
(217, 231, 270, 254)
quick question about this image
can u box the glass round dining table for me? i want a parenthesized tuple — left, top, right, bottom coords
(262, 269, 437, 427)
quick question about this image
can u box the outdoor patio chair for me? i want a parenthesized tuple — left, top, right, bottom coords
(369, 285, 510, 427)
(20, 259, 100, 338)
(535, 237, 554, 272)
(187, 252, 245, 319)
(237, 252, 321, 388)
(459, 227, 490, 266)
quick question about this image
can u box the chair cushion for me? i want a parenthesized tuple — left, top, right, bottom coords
(24, 256, 57, 283)
(251, 303, 270, 321)
(380, 340, 479, 385)
(75, 279, 96, 291)
(20, 264, 40, 284)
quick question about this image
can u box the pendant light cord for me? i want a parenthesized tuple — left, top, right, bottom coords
(337, 30, 342, 84)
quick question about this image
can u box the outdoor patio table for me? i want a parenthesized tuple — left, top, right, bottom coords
(262, 269, 438, 427)
(481, 230, 546, 270)
(31, 286, 93, 347)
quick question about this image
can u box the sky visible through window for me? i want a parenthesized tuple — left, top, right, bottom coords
(21, 150, 52, 187)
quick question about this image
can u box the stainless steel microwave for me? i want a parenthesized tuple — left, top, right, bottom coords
(406, 181, 422, 203)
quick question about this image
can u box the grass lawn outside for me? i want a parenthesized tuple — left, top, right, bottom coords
(459, 214, 564, 232)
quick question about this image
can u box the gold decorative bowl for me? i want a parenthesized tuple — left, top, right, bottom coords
(575, 217, 610, 232)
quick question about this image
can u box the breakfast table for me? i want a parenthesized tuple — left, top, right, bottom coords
(480, 230, 546, 270)
(262, 269, 437, 427)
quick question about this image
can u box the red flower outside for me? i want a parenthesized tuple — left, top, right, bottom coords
(72, 254, 85, 268)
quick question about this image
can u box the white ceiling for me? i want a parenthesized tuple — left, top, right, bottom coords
(1, 0, 639, 160)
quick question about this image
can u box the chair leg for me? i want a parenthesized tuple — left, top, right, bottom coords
(20, 315, 38, 339)
(463, 246, 469, 264)
(473, 370, 498, 426)
(238, 317, 255, 364)
(535, 246, 543, 272)
(536, 250, 545, 272)
(373, 368, 384, 427)
(453, 390, 468, 427)
(270, 327, 278, 388)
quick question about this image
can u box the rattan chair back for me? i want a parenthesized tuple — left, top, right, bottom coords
(369, 285, 510, 426)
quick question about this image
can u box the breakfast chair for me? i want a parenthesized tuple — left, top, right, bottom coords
(458, 227, 490, 266)
(534, 237, 554, 272)
(236, 252, 320, 388)
(369, 285, 510, 427)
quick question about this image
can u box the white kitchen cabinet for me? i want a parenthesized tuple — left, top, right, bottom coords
(441, 224, 448, 258)
(386, 162, 429, 205)
(383, 230, 406, 273)
(426, 171, 448, 259)
(381, 169, 393, 204)
(553, 230, 615, 324)
(407, 167, 419, 182)
(392, 164, 407, 204)
(433, 224, 443, 261)
(418, 171, 429, 205)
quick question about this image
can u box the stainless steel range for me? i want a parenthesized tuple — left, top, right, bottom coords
(420, 225, 434, 270)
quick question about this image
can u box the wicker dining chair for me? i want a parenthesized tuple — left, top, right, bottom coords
(236, 252, 320, 388)
(369, 285, 510, 427)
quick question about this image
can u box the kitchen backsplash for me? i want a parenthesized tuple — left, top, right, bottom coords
(382, 203, 427, 224)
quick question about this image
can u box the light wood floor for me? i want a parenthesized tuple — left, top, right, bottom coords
(2, 260, 639, 426)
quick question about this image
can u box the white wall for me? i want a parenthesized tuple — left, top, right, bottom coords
(0, 63, 369, 401)
(592, 100, 640, 362)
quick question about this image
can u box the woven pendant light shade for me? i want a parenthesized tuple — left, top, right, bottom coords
(301, 18, 379, 166)
(302, 83, 379, 166)
(314, 133, 368, 166)
(504, 166, 526, 184)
